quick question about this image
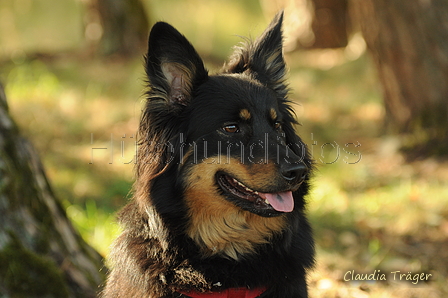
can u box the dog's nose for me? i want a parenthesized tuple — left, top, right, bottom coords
(281, 163, 308, 182)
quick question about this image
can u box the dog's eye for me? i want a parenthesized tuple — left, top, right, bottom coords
(222, 124, 240, 133)
(274, 121, 282, 130)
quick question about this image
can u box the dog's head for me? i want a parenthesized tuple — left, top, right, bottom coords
(138, 12, 312, 259)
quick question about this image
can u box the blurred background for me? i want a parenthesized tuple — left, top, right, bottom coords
(1, 0, 447, 297)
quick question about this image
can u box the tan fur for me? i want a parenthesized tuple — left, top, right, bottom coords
(265, 49, 282, 72)
(270, 108, 277, 121)
(183, 157, 287, 260)
(239, 108, 252, 121)
(161, 61, 195, 101)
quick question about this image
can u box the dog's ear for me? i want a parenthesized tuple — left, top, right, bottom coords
(224, 12, 287, 97)
(145, 22, 208, 106)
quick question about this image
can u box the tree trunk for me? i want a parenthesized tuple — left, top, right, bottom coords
(260, 0, 349, 50)
(352, 0, 448, 158)
(95, 0, 150, 57)
(310, 0, 349, 48)
(0, 83, 105, 297)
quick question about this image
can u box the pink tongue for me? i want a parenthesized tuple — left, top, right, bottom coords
(259, 191, 294, 212)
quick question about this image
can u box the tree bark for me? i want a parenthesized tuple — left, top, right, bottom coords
(352, 0, 448, 157)
(0, 83, 105, 297)
(261, 0, 349, 50)
(95, 0, 150, 57)
(310, 0, 349, 48)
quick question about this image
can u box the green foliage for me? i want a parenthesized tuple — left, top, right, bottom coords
(148, 0, 265, 60)
(66, 201, 121, 256)
(3, 57, 139, 256)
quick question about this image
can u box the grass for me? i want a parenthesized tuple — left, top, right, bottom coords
(1, 1, 447, 296)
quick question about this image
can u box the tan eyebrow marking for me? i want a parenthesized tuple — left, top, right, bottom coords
(239, 109, 251, 120)
(270, 108, 277, 121)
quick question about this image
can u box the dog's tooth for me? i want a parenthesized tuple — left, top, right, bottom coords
(239, 182, 251, 192)
(232, 178, 257, 193)
(264, 199, 270, 205)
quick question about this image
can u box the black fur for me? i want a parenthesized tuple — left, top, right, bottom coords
(103, 12, 315, 298)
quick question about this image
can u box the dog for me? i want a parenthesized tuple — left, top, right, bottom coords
(102, 12, 315, 298)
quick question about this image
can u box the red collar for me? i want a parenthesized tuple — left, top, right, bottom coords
(179, 287, 267, 298)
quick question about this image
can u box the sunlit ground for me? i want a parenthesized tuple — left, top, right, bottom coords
(1, 1, 447, 297)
